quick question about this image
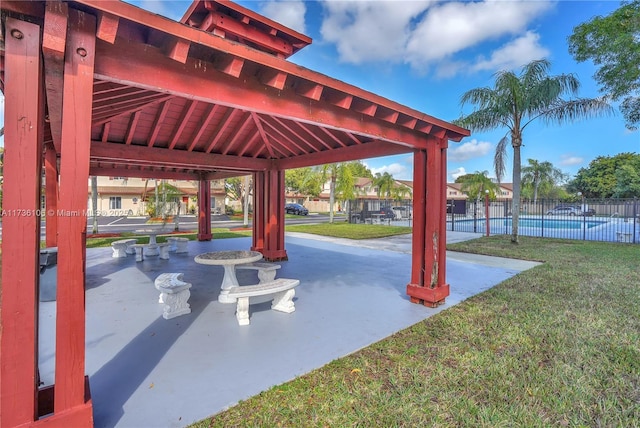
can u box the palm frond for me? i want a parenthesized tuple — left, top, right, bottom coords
(539, 97, 614, 126)
(494, 136, 509, 184)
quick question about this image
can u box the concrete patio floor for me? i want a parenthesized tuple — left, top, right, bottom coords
(38, 232, 540, 428)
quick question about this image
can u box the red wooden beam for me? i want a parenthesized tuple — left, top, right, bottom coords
(204, 107, 237, 153)
(90, 141, 272, 171)
(199, 10, 293, 57)
(257, 115, 310, 155)
(276, 140, 412, 170)
(250, 112, 275, 158)
(42, 1, 68, 154)
(197, 179, 212, 240)
(1, 17, 44, 427)
(221, 112, 254, 155)
(96, 12, 119, 43)
(89, 166, 201, 181)
(54, 8, 96, 418)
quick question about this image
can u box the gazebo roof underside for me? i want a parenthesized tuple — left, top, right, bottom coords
(1, 0, 469, 181)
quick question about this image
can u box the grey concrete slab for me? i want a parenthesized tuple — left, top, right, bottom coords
(37, 232, 540, 428)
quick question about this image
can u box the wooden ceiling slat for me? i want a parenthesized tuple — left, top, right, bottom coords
(265, 116, 318, 153)
(92, 94, 173, 126)
(221, 112, 254, 155)
(257, 116, 309, 155)
(318, 127, 348, 148)
(187, 104, 219, 151)
(147, 99, 173, 147)
(124, 111, 141, 145)
(293, 122, 334, 151)
(250, 112, 275, 158)
(100, 122, 110, 143)
(236, 129, 262, 157)
(167, 100, 198, 149)
(204, 108, 239, 153)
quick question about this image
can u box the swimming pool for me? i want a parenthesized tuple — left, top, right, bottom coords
(453, 217, 606, 229)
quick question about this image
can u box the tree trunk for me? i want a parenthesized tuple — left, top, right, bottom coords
(511, 140, 522, 244)
(329, 174, 336, 224)
(243, 175, 250, 227)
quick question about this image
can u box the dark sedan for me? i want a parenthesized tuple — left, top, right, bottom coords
(285, 203, 309, 215)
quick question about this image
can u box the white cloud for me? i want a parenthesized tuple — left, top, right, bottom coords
(319, 0, 554, 76)
(559, 155, 584, 166)
(449, 167, 467, 181)
(369, 162, 411, 180)
(448, 139, 492, 162)
(470, 31, 550, 73)
(320, 1, 432, 64)
(259, 0, 307, 35)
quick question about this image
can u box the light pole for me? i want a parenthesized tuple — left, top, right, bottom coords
(485, 189, 490, 237)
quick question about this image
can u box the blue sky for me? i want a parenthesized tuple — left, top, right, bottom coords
(2, 1, 638, 183)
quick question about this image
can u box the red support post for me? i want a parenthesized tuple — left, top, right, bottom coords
(45, 143, 59, 248)
(409, 149, 427, 288)
(197, 178, 212, 240)
(0, 17, 44, 427)
(251, 171, 287, 260)
(407, 139, 449, 307)
(53, 8, 95, 423)
(252, 172, 265, 252)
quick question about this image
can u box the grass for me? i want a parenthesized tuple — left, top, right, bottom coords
(285, 222, 411, 239)
(189, 235, 640, 427)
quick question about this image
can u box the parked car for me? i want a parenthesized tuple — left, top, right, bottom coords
(546, 206, 582, 216)
(285, 203, 309, 215)
(377, 206, 396, 220)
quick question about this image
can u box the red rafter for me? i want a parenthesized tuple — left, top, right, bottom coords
(204, 107, 238, 153)
(187, 104, 219, 151)
(168, 100, 198, 149)
(124, 111, 141, 145)
(147, 98, 173, 147)
(251, 112, 275, 158)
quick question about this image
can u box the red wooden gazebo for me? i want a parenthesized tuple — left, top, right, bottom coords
(0, 1, 469, 426)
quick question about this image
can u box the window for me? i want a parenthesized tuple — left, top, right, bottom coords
(109, 197, 121, 209)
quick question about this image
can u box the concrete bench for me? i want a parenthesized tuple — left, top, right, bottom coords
(166, 236, 189, 253)
(132, 242, 170, 261)
(111, 239, 137, 258)
(154, 273, 191, 319)
(225, 278, 300, 326)
(236, 262, 281, 283)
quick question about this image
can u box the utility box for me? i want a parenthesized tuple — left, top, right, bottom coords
(39, 247, 58, 302)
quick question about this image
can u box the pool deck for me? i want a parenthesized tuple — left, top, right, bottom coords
(38, 231, 540, 428)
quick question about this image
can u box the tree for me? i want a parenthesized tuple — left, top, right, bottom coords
(458, 171, 500, 201)
(145, 181, 181, 219)
(373, 172, 396, 199)
(285, 167, 322, 198)
(318, 161, 369, 223)
(568, 0, 640, 130)
(521, 159, 567, 203)
(568, 152, 640, 198)
(225, 176, 252, 217)
(455, 59, 613, 243)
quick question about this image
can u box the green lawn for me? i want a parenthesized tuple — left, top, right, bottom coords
(189, 234, 640, 427)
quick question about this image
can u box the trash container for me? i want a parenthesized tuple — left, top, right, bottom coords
(39, 247, 58, 302)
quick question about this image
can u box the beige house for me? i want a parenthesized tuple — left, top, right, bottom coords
(87, 176, 226, 216)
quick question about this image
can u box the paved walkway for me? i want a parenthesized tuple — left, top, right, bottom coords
(38, 232, 539, 427)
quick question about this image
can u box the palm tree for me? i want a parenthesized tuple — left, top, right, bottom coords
(521, 159, 566, 204)
(319, 162, 361, 223)
(456, 59, 613, 243)
(373, 172, 396, 199)
(458, 171, 500, 201)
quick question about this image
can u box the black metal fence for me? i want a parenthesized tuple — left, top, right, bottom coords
(348, 197, 640, 244)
